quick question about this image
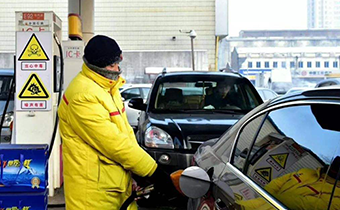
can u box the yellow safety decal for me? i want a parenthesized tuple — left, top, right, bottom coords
(255, 167, 272, 182)
(270, 153, 289, 169)
(18, 73, 50, 99)
(18, 33, 49, 61)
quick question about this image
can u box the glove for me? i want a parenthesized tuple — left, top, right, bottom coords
(132, 166, 171, 193)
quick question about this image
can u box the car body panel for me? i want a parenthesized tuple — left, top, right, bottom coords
(191, 88, 340, 210)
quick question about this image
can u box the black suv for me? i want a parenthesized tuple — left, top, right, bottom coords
(129, 71, 263, 173)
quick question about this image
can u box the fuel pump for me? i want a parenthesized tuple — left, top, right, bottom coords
(14, 11, 63, 196)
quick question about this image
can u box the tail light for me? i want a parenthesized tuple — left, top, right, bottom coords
(10, 121, 13, 131)
(170, 170, 184, 195)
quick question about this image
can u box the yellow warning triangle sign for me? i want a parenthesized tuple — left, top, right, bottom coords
(18, 34, 49, 61)
(19, 73, 50, 99)
(255, 167, 272, 182)
(234, 193, 243, 201)
(270, 153, 289, 169)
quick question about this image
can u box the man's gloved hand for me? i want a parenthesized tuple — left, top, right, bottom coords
(150, 166, 172, 192)
(132, 166, 172, 193)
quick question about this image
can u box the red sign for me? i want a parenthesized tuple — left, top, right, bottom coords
(23, 12, 44, 20)
(21, 101, 47, 109)
(21, 62, 46, 70)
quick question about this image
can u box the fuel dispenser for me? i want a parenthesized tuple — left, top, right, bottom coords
(0, 11, 64, 209)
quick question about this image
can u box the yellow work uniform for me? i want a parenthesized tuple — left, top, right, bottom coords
(58, 64, 157, 210)
(237, 168, 340, 210)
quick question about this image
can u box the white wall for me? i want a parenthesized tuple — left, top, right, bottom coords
(0, 0, 68, 52)
(94, 0, 216, 70)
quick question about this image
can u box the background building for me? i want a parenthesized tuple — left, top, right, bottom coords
(0, 0, 227, 82)
(223, 30, 340, 86)
(308, 0, 340, 29)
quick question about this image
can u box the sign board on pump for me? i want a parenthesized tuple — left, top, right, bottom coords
(16, 32, 52, 111)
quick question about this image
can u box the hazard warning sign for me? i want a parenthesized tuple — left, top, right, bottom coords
(16, 32, 52, 111)
(18, 33, 49, 61)
(18, 73, 50, 99)
(255, 167, 272, 182)
(270, 153, 289, 169)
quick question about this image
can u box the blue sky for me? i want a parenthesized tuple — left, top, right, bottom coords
(229, 0, 308, 36)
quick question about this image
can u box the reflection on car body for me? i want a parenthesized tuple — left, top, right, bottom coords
(178, 87, 340, 210)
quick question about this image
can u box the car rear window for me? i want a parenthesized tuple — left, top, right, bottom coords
(152, 76, 261, 113)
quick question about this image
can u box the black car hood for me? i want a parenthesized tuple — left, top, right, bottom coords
(148, 112, 242, 150)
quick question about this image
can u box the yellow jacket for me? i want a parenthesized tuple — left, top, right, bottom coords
(58, 64, 157, 210)
(237, 168, 340, 210)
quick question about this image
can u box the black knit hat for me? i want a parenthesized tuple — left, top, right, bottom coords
(84, 35, 122, 68)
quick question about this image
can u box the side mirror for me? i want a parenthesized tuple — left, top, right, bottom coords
(179, 166, 210, 198)
(128, 98, 147, 111)
(121, 97, 126, 101)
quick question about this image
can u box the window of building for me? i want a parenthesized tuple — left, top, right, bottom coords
(298, 61, 303, 68)
(265, 62, 269, 68)
(248, 62, 253, 68)
(324, 61, 329, 68)
(307, 61, 312, 68)
(316, 61, 320, 68)
(256, 62, 261, 68)
(334, 61, 338, 68)
(281, 62, 286, 68)
(290, 61, 295, 68)
(273, 62, 278, 68)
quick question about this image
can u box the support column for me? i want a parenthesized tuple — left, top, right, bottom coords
(81, 0, 94, 43)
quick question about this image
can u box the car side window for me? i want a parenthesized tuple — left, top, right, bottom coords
(121, 88, 141, 101)
(244, 104, 340, 210)
(232, 114, 267, 171)
(141, 88, 150, 100)
(243, 85, 260, 108)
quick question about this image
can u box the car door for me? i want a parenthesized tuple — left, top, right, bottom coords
(214, 101, 340, 210)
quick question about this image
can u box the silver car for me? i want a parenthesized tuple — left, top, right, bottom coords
(119, 84, 152, 129)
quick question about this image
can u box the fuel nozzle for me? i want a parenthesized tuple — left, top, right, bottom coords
(136, 184, 154, 197)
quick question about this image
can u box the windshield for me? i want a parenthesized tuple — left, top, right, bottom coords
(152, 77, 260, 113)
(0, 76, 13, 101)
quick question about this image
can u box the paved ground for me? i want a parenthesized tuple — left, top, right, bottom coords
(48, 187, 185, 210)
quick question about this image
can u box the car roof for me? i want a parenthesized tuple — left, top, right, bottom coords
(158, 71, 243, 79)
(315, 78, 340, 86)
(0, 69, 14, 76)
(270, 87, 340, 106)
